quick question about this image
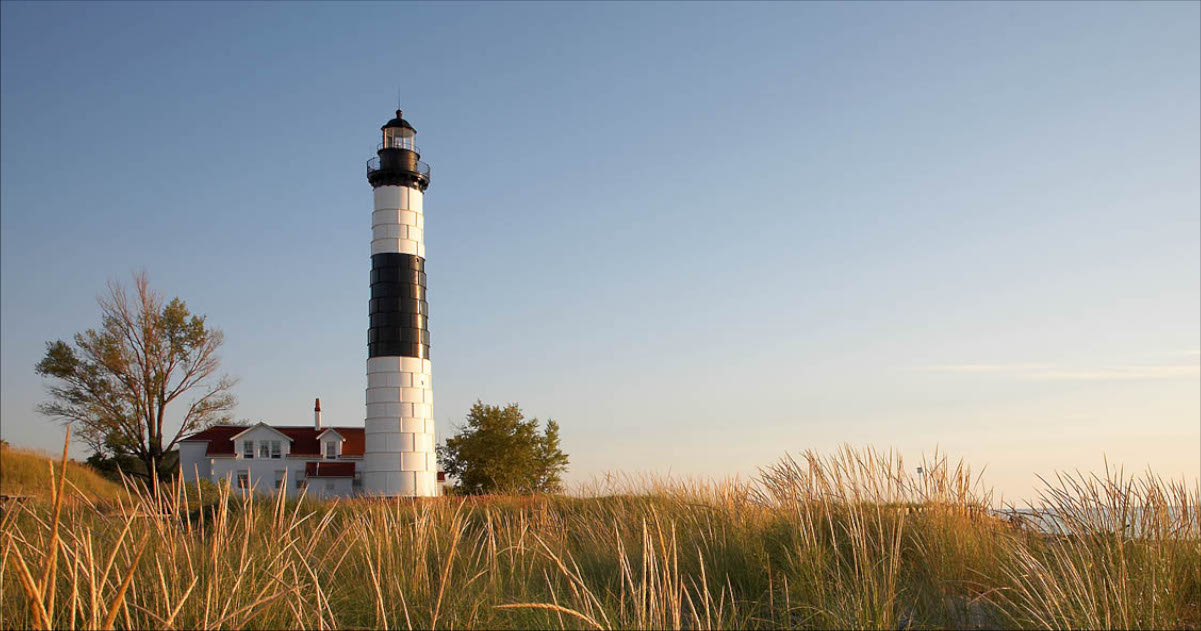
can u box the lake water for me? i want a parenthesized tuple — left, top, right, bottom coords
(991, 507, 1199, 538)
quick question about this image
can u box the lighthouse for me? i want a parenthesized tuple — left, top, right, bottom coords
(363, 109, 438, 496)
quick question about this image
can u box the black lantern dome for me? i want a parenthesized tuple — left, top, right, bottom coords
(382, 110, 416, 132)
(368, 109, 430, 190)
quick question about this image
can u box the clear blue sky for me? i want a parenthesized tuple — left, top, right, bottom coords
(2, 2, 1197, 501)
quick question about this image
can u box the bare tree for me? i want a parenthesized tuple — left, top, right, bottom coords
(35, 270, 237, 486)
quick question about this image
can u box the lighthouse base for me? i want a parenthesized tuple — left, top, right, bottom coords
(363, 356, 438, 497)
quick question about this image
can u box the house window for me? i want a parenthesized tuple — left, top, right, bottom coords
(324, 441, 338, 459)
(325, 481, 335, 492)
(242, 441, 254, 459)
(274, 470, 286, 489)
(296, 478, 307, 490)
(237, 472, 249, 489)
(259, 442, 271, 459)
(270, 440, 282, 459)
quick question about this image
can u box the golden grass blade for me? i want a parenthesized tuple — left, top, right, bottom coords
(37, 428, 71, 620)
(97, 514, 135, 594)
(430, 502, 467, 630)
(209, 587, 296, 628)
(161, 576, 198, 629)
(101, 535, 149, 631)
(494, 603, 606, 630)
(6, 536, 52, 630)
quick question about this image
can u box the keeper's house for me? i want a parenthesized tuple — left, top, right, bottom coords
(177, 398, 441, 497)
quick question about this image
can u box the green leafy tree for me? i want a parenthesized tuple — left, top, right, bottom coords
(34, 271, 237, 487)
(438, 401, 570, 495)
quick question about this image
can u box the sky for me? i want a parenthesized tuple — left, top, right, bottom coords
(2, 1, 1197, 503)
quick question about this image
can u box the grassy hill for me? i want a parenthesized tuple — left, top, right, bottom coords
(0, 444, 126, 502)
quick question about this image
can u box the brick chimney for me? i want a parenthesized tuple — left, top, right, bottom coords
(314, 398, 322, 430)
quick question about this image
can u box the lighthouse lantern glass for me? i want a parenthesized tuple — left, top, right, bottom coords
(384, 126, 416, 151)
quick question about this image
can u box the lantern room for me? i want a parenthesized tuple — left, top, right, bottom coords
(368, 108, 430, 190)
(382, 110, 417, 152)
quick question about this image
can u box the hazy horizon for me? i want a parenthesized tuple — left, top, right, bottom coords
(2, 1, 1197, 502)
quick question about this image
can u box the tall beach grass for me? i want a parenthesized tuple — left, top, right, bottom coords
(1, 435, 1197, 629)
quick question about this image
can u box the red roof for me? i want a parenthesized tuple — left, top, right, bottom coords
(180, 425, 365, 457)
(305, 461, 356, 478)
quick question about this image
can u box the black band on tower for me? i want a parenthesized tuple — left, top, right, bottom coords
(368, 253, 429, 359)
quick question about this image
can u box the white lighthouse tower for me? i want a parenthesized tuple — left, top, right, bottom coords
(363, 109, 438, 496)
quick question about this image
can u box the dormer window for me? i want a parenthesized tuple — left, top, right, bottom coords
(324, 441, 338, 459)
(231, 424, 292, 462)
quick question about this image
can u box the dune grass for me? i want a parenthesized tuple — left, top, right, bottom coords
(1, 436, 1197, 630)
(0, 444, 125, 503)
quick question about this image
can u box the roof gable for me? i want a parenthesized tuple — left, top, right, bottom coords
(230, 422, 293, 442)
(316, 428, 345, 442)
(181, 425, 365, 457)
